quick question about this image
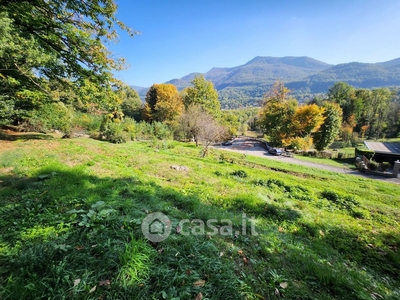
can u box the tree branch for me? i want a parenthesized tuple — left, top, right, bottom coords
(13, 63, 50, 95)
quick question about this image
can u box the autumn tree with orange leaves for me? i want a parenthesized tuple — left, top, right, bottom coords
(259, 81, 325, 150)
(143, 84, 184, 126)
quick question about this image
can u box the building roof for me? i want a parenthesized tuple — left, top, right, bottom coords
(364, 141, 400, 155)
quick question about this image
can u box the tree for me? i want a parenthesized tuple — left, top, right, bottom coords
(179, 105, 227, 155)
(386, 93, 400, 137)
(220, 110, 240, 136)
(179, 105, 206, 146)
(364, 88, 391, 138)
(258, 81, 297, 146)
(143, 84, 183, 125)
(198, 115, 227, 157)
(263, 80, 291, 104)
(313, 102, 343, 151)
(0, 0, 136, 125)
(327, 82, 362, 129)
(119, 86, 143, 121)
(291, 104, 325, 138)
(184, 75, 220, 117)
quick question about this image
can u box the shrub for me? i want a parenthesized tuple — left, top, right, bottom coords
(337, 152, 344, 159)
(289, 136, 313, 151)
(230, 170, 248, 178)
(219, 153, 237, 164)
(134, 121, 173, 140)
(380, 162, 391, 172)
(152, 122, 173, 140)
(72, 112, 102, 132)
(321, 190, 340, 203)
(28, 102, 73, 133)
(307, 150, 317, 157)
(318, 151, 332, 159)
(355, 148, 374, 160)
(367, 160, 379, 171)
(122, 117, 137, 141)
(99, 112, 126, 143)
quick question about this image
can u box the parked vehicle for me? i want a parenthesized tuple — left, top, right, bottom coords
(222, 140, 234, 146)
(268, 148, 282, 155)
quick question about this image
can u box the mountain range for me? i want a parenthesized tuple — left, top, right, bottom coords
(134, 56, 400, 108)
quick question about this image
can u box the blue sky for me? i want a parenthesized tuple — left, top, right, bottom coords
(110, 0, 400, 87)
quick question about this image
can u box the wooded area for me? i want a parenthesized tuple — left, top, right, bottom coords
(1, 1, 399, 150)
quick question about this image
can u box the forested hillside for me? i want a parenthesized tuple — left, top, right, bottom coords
(144, 56, 400, 108)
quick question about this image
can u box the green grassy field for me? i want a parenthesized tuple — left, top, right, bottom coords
(0, 137, 399, 299)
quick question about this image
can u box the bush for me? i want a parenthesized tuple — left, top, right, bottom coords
(134, 121, 173, 140)
(380, 162, 391, 172)
(218, 153, 237, 164)
(230, 170, 248, 178)
(318, 151, 332, 159)
(355, 148, 374, 160)
(28, 102, 73, 133)
(367, 160, 379, 171)
(152, 122, 173, 140)
(307, 151, 317, 157)
(99, 112, 126, 143)
(321, 190, 340, 203)
(72, 112, 102, 132)
(122, 117, 137, 141)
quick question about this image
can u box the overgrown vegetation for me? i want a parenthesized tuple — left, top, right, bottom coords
(0, 137, 398, 299)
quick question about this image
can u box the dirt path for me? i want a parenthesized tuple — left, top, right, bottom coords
(213, 140, 400, 185)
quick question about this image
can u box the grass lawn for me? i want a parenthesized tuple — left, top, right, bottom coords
(0, 137, 399, 299)
(293, 155, 355, 168)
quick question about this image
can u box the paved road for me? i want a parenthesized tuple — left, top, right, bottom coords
(213, 140, 400, 185)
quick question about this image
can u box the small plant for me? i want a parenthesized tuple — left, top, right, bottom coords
(321, 190, 340, 203)
(219, 153, 236, 164)
(230, 169, 248, 178)
(117, 238, 154, 286)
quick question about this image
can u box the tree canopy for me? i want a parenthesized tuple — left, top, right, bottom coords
(313, 102, 343, 151)
(184, 75, 220, 118)
(0, 0, 136, 125)
(143, 84, 184, 125)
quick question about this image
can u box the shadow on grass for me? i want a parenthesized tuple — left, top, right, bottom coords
(0, 130, 54, 141)
(0, 167, 247, 299)
(0, 166, 398, 299)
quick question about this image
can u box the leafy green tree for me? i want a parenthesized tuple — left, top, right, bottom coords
(327, 82, 359, 126)
(119, 86, 143, 121)
(184, 75, 220, 117)
(363, 88, 392, 138)
(220, 111, 240, 136)
(313, 102, 343, 151)
(327, 82, 354, 107)
(258, 81, 297, 146)
(386, 90, 400, 137)
(143, 84, 183, 125)
(0, 0, 136, 125)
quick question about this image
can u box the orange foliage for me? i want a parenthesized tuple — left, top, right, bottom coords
(292, 104, 325, 137)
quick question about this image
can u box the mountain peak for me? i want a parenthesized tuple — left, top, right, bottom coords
(245, 56, 331, 70)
